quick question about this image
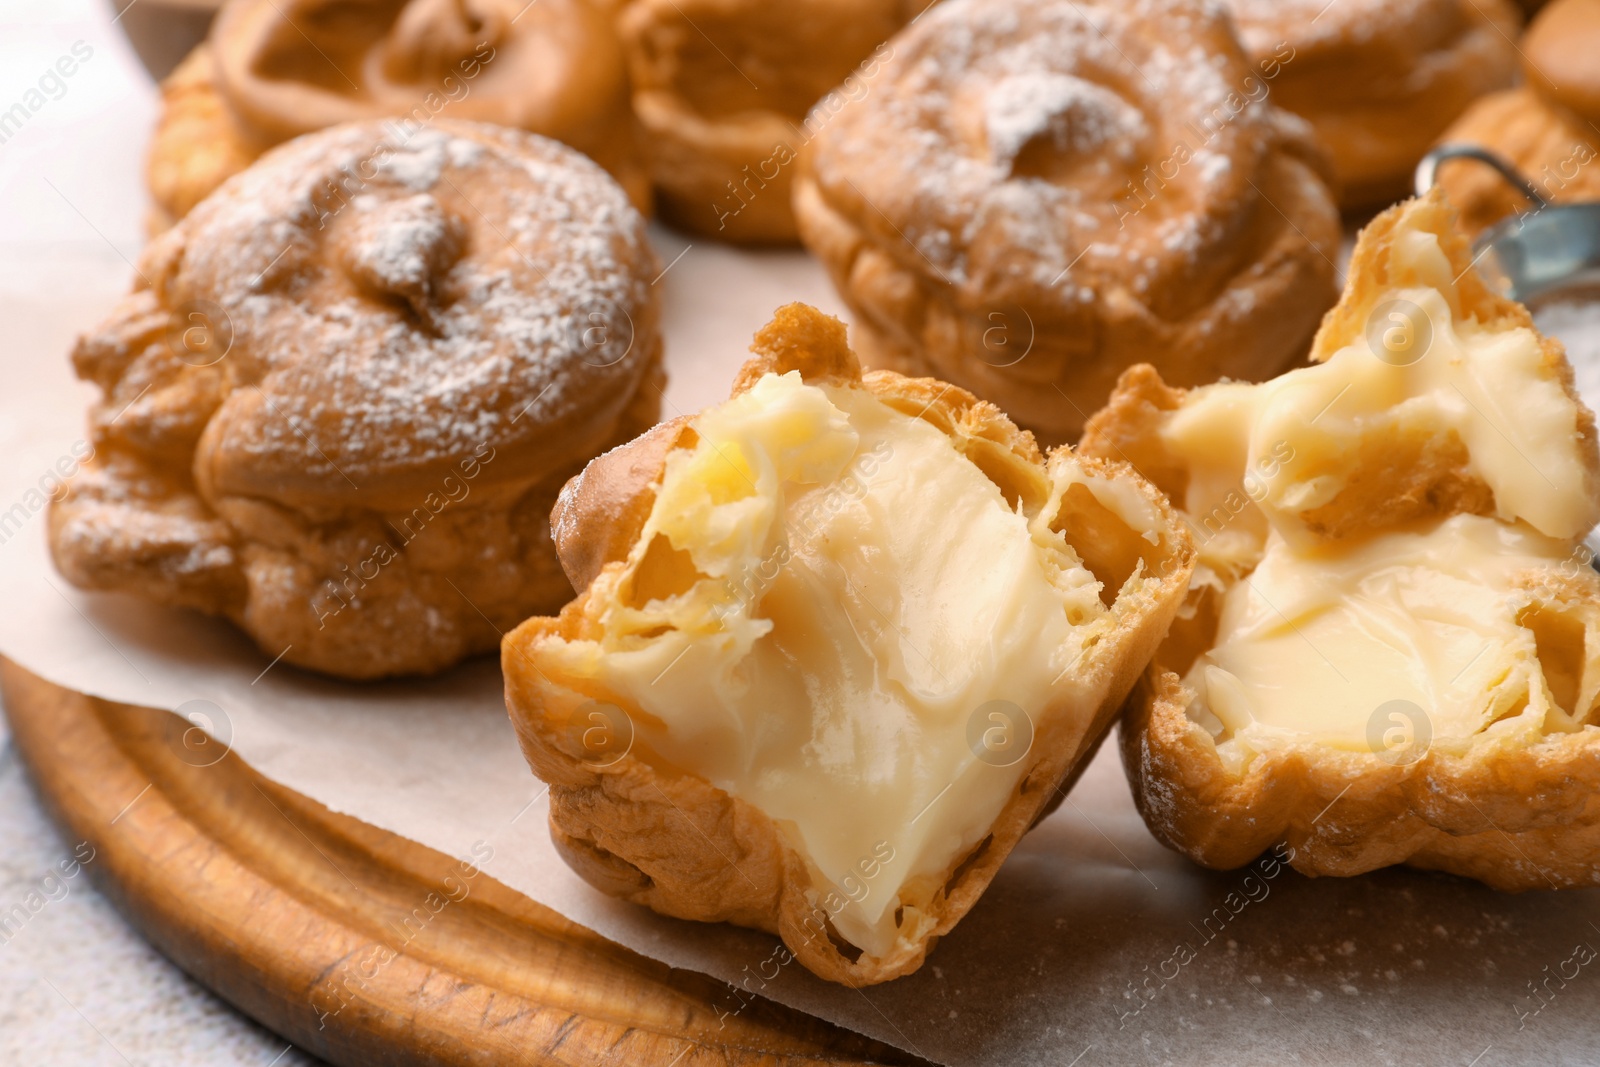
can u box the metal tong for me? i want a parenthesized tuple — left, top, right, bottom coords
(1417, 144, 1600, 302)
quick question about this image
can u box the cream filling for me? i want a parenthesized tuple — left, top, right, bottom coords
(1157, 213, 1600, 772)
(1186, 515, 1593, 773)
(542, 372, 1116, 957)
(1164, 227, 1596, 570)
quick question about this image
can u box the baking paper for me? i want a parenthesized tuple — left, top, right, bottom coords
(7, 232, 1600, 1066)
(6, 9, 1600, 1056)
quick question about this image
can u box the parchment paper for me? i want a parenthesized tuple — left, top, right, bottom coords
(6, 235, 1600, 1067)
(7, 10, 1600, 1058)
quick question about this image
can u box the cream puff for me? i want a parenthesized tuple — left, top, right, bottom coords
(146, 0, 645, 231)
(1434, 0, 1600, 235)
(792, 0, 1342, 443)
(53, 120, 663, 680)
(1223, 0, 1522, 209)
(502, 303, 1195, 984)
(1080, 191, 1600, 889)
(610, 0, 931, 244)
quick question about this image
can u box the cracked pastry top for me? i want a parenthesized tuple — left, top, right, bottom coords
(146, 0, 645, 232)
(502, 304, 1195, 985)
(51, 119, 663, 680)
(1079, 190, 1600, 890)
(791, 0, 1342, 444)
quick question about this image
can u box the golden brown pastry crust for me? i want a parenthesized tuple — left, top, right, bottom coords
(54, 119, 664, 680)
(792, 0, 1342, 445)
(1123, 616, 1600, 890)
(145, 0, 646, 232)
(1435, 0, 1600, 235)
(146, 46, 259, 235)
(503, 303, 1196, 985)
(1226, 0, 1521, 209)
(1309, 186, 1589, 375)
(611, 0, 930, 244)
(1522, 0, 1600, 120)
(1081, 191, 1600, 889)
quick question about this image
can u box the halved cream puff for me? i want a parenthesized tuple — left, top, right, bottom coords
(504, 304, 1194, 984)
(1080, 190, 1600, 889)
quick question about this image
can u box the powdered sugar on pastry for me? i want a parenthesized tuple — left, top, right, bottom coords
(151, 122, 657, 495)
(793, 0, 1340, 441)
(831, 0, 1258, 288)
(984, 71, 1148, 168)
(1225, 0, 1408, 51)
(52, 119, 666, 679)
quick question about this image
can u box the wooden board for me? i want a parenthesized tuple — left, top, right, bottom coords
(0, 658, 923, 1067)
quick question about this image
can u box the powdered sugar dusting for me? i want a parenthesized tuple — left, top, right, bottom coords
(138, 120, 660, 498)
(345, 194, 455, 301)
(985, 71, 1148, 168)
(378, 133, 454, 190)
(808, 0, 1282, 295)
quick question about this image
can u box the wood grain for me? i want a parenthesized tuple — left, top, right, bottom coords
(0, 657, 922, 1067)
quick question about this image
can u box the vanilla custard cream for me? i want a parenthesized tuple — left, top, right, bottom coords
(540, 371, 1126, 955)
(1192, 515, 1594, 773)
(1162, 222, 1600, 771)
